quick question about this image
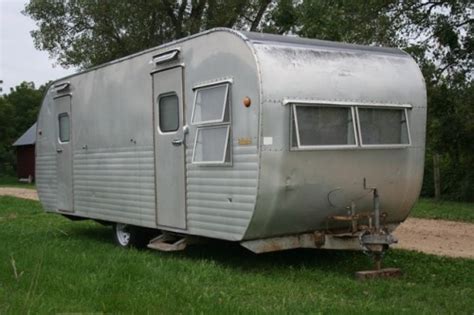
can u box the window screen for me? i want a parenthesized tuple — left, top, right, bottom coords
(58, 113, 70, 142)
(159, 94, 179, 132)
(192, 126, 230, 163)
(358, 108, 409, 145)
(293, 105, 356, 147)
(192, 84, 228, 124)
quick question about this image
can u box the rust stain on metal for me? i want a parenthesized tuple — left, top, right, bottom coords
(313, 232, 325, 247)
(238, 137, 252, 145)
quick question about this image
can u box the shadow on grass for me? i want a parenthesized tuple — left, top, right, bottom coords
(67, 222, 375, 277)
(62, 221, 114, 245)
(183, 241, 375, 275)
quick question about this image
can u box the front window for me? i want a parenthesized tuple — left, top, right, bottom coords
(357, 108, 410, 145)
(290, 102, 411, 149)
(292, 104, 357, 148)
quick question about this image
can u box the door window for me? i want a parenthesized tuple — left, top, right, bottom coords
(58, 113, 70, 142)
(158, 94, 179, 132)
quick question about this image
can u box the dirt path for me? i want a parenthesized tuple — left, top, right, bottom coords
(393, 218, 474, 259)
(0, 187, 38, 200)
(1, 187, 473, 259)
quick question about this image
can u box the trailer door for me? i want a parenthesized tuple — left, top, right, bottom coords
(54, 95, 73, 212)
(152, 67, 186, 229)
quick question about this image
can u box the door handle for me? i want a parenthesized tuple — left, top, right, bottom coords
(56, 148, 63, 153)
(171, 125, 189, 146)
(172, 139, 183, 146)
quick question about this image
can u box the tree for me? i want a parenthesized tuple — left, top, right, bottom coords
(0, 82, 47, 176)
(265, 0, 398, 46)
(391, 0, 473, 82)
(390, 1, 473, 200)
(0, 96, 15, 174)
(6, 82, 47, 134)
(422, 77, 474, 201)
(24, 0, 273, 69)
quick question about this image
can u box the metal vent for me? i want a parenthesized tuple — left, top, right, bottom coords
(151, 49, 180, 65)
(53, 81, 70, 93)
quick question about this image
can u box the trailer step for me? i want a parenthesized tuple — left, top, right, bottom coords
(147, 234, 187, 252)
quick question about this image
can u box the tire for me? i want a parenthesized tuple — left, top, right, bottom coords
(113, 223, 150, 248)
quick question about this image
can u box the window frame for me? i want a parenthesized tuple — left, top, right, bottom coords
(355, 106, 412, 148)
(157, 92, 180, 134)
(191, 81, 232, 166)
(291, 103, 359, 150)
(191, 83, 230, 125)
(58, 112, 70, 143)
(286, 99, 413, 151)
(191, 124, 231, 165)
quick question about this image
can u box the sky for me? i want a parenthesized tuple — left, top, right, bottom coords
(0, 0, 75, 94)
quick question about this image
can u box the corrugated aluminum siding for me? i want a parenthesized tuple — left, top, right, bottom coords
(73, 146, 156, 227)
(36, 153, 57, 210)
(185, 141, 258, 240)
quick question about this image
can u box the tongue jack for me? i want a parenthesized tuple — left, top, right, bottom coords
(355, 178, 401, 279)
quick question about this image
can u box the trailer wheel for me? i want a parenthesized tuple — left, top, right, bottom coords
(113, 223, 148, 248)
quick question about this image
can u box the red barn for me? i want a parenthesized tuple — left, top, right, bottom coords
(12, 123, 36, 182)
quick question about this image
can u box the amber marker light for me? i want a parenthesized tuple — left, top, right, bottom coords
(243, 96, 251, 107)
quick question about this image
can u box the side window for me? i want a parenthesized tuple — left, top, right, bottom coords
(290, 103, 411, 149)
(292, 104, 357, 148)
(191, 84, 229, 124)
(58, 113, 70, 142)
(191, 83, 231, 165)
(193, 125, 230, 164)
(158, 93, 179, 132)
(357, 108, 410, 145)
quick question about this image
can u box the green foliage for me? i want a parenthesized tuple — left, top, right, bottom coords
(392, 0, 473, 81)
(1, 196, 474, 313)
(423, 78, 474, 201)
(0, 82, 46, 176)
(23, 0, 274, 69)
(5, 82, 46, 134)
(0, 97, 15, 175)
(296, 0, 397, 46)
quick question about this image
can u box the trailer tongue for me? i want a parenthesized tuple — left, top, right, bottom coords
(241, 179, 402, 278)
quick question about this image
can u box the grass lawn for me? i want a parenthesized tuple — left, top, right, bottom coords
(411, 198, 474, 223)
(1, 196, 474, 313)
(0, 175, 35, 189)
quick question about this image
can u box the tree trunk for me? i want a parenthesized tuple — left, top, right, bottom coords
(250, 0, 272, 31)
(433, 153, 441, 200)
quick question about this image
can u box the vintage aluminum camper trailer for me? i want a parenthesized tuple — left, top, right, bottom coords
(36, 28, 426, 260)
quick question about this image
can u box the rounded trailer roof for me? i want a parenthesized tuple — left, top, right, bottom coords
(240, 31, 406, 56)
(50, 28, 406, 87)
